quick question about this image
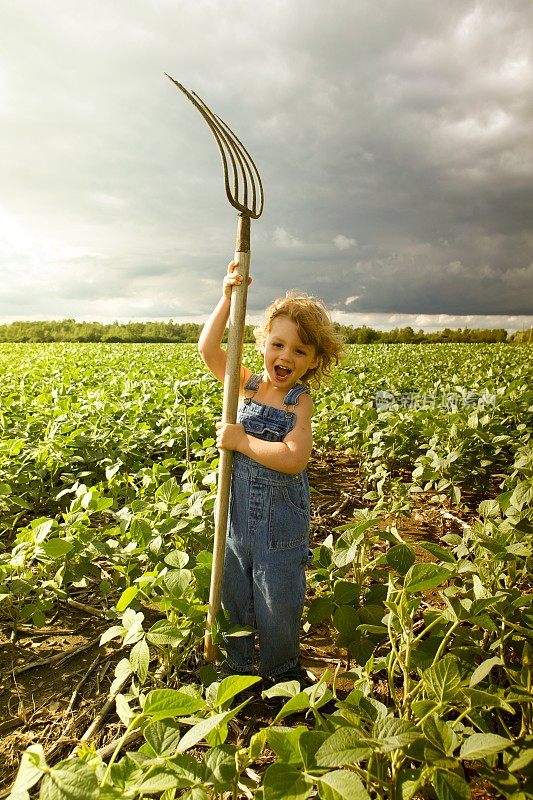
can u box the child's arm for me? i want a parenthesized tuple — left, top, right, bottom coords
(198, 260, 251, 384)
(216, 394, 314, 475)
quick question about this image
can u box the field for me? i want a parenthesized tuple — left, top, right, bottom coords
(0, 342, 532, 800)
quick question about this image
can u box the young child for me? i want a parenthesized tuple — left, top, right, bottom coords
(198, 260, 343, 684)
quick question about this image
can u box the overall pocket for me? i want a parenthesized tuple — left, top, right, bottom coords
(268, 480, 309, 551)
(242, 417, 283, 442)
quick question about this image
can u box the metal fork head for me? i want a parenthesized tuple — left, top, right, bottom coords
(166, 75, 264, 220)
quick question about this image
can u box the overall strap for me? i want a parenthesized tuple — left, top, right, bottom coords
(283, 384, 311, 406)
(244, 373, 262, 392)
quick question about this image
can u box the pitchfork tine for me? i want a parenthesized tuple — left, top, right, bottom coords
(165, 75, 264, 219)
(202, 102, 259, 214)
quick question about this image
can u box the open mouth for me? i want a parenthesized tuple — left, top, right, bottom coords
(274, 365, 292, 379)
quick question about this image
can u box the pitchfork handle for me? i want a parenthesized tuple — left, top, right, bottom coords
(204, 214, 251, 662)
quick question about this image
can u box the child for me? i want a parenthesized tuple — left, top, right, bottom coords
(198, 260, 343, 683)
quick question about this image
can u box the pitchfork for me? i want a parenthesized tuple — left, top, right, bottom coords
(166, 76, 264, 662)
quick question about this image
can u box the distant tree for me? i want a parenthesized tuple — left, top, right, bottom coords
(0, 320, 518, 344)
(510, 328, 533, 343)
(354, 326, 380, 344)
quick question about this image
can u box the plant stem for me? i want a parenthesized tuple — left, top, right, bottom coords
(411, 613, 446, 644)
(99, 714, 142, 787)
(432, 620, 460, 665)
(450, 706, 473, 729)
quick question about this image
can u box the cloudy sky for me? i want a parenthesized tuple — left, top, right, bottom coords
(2, 0, 532, 332)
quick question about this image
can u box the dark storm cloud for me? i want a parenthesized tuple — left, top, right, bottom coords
(0, 0, 532, 327)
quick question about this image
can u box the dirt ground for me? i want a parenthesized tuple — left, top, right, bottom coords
(0, 454, 486, 797)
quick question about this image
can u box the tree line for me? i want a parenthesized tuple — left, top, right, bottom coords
(0, 319, 528, 344)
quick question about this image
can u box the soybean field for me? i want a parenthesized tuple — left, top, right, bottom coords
(1, 342, 532, 800)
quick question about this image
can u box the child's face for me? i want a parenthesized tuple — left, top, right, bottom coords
(262, 315, 319, 388)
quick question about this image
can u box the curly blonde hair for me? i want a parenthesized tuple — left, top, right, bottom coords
(254, 291, 344, 386)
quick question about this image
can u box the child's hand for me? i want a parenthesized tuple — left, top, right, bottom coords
(216, 420, 246, 451)
(223, 260, 252, 299)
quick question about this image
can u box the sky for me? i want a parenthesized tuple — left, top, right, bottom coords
(1, 0, 532, 332)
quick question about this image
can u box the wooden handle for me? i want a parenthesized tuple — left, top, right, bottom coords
(204, 215, 251, 662)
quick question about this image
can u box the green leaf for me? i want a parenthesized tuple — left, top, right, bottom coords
(506, 542, 532, 557)
(345, 692, 388, 724)
(9, 744, 47, 794)
(507, 740, 533, 773)
(267, 680, 331, 722)
(317, 769, 371, 800)
(147, 620, 189, 648)
(129, 639, 150, 682)
(225, 624, 255, 638)
(263, 764, 314, 800)
(164, 550, 190, 568)
(410, 635, 443, 671)
(272, 691, 311, 722)
(333, 604, 360, 638)
(136, 768, 184, 794)
(432, 768, 471, 800)
(333, 580, 360, 605)
(31, 518, 55, 544)
(143, 689, 206, 720)
(396, 768, 423, 800)
(333, 542, 358, 568)
(155, 478, 182, 506)
(267, 726, 307, 765)
(477, 766, 527, 800)
(32, 608, 46, 628)
(462, 688, 513, 712)
(143, 719, 181, 756)
(129, 516, 152, 542)
(164, 568, 192, 598)
(404, 563, 452, 594)
(201, 470, 218, 486)
(472, 574, 490, 600)
(478, 498, 500, 518)
(509, 481, 533, 512)
(299, 730, 329, 770)
(422, 714, 458, 756)
(115, 694, 135, 726)
(183, 787, 209, 800)
(249, 727, 268, 760)
(316, 727, 373, 767)
(164, 753, 204, 787)
(122, 614, 145, 647)
(422, 654, 462, 703)
(417, 542, 457, 564)
(307, 596, 335, 624)
(262, 680, 301, 700)
(213, 675, 261, 709)
(176, 710, 234, 753)
(372, 717, 422, 752)
(203, 744, 238, 792)
(38, 539, 74, 559)
(116, 585, 139, 612)
(386, 544, 416, 575)
(100, 625, 125, 646)
(39, 760, 99, 800)
(9, 788, 30, 800)
(460, 733, 513, 760)
(110, 658, 132, 694)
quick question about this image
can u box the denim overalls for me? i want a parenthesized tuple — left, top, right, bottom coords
(222, 373, 311, 678)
